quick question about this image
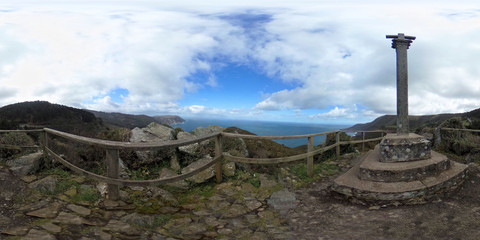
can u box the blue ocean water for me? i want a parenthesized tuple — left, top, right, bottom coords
(171, 118, 350, 148)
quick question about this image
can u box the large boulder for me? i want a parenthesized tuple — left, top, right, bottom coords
(191, 125, 225, 137)
(158, 168, 188, 189)
(130, 122, 174, 143)
(6, 151, 43, 176)
(176, 131, 199, 154)
(28, 176, 58, 193)
(129, 122, 174, 164)
(181, 155, 215, 183)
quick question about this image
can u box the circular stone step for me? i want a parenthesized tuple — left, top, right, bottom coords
(332, 154, 468, 203)
(359, 146, 450, 182)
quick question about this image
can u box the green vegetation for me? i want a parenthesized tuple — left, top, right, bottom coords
(0, 131, 35, 158)
(246, 173, 261, 188)
(290, 162, 339, 183)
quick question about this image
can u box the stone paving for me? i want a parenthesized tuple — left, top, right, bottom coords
(0, 163, 297, 240)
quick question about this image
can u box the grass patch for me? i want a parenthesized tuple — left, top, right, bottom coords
(44, 168, 71, 178)
(245, 173, 261, 188)
(176, 181, 217, 205)
(288, 161, 340, 187)
(153, 214, 173, 228)
(71, 186, 100, 203)
(53, 179, 80, 194)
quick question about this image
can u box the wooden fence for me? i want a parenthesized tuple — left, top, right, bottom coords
(0, 128, 385, 200)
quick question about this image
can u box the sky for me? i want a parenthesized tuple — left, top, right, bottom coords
(0, 1, 479, 125)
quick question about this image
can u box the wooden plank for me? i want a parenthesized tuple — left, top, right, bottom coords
(106, 149, 120, 200)
(335, 132, 340, 160)
(362, 132, 365, 152)
(0, 129, 43, 133)
(46, 147, 221, 187)
(44, 128, 220, 150)
(441, 128, 480, 133)
(223, 145, 335, 164)
(221, 131, 338, 140)
(340, 137, 384, 145)
(307, 136, 313, 177)
(215, 135, 223, 183)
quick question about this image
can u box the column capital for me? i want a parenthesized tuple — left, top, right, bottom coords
(391, 39, 413, 49)
(386, 33, 416, 49)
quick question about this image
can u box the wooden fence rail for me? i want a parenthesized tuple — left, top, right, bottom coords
(1, 128, 385, 200)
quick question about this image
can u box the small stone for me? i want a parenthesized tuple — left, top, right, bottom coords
(21, 175, 38, 183)
(222, 204, 247, 218)
(183, 223, 207, 235)
(222, 162, 236, 177)
(93, 229, 112, 240)
(97, 182, 107, 196)
(67, 204, 92, 216)
(72, 175, 86, 184)
(26, 202, 62, 219)
(103, 199, 119, 207)
(163, 217, 192, 229)
(40, 222, 62, 233)
(204, 216, 222, 227)
(245, 200, 263, 211)
(203, 231, 218, 238)
(64, 187, 77, 197)
(54, 211, 85, 225)
(1, 226, 29, 236)
(217, 228, 233, 235)
(129, 186, 144, 191)
(369, 206, 381, 210)
(259, 174, 277, 189)
(158, 206, 179, 214)
(22, 229, 56, 240)
(103, 219, 140, 235)
(28, 176, 57, 193)
(267, 189, 296, 211)
(193, 210, 211, 216)
(121, 212, 155, 227)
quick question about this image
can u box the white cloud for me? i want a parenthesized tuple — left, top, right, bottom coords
(0, 1, 479, 124)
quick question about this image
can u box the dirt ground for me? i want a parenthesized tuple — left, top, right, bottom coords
(2, 156, 480, 240)
(285, 159, 480, 240)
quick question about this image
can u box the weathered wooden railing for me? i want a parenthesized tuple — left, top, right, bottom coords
(0, 128, 385, 200)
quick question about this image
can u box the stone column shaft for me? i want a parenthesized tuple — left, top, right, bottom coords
(387, 33, 415, 136)
(395, 42, 409, 135)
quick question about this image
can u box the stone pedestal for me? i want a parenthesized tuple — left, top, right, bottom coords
(331, 33, 467, 204)
(379, 133, 431, 162)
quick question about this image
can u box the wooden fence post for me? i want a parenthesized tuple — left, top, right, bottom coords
(362, 132, 365, 152)
(215, 134, 223, 183)
(42, 130, 50, 168)
(307, 136, 314, 177)
(106, 148, 120, 200)
(335, 131, 340, 160)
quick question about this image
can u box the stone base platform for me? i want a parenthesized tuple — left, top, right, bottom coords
(359, 146, 450, 182)
(379, 133, 431, 162)
(332, 147, 468, 204)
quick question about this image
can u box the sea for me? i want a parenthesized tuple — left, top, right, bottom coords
(171, 118, 351, 148)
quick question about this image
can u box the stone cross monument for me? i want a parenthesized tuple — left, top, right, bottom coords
(380, 33, 430, 163)
(386, 33, 416, 135)
(332, 33, 468, 205)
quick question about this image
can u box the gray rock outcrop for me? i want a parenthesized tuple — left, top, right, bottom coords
(6, 151, 43, 176)
(130, 122, 174, 164)
(182, 155, 215, 183)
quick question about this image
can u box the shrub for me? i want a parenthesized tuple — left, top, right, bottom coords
(0, 132, 35, 158)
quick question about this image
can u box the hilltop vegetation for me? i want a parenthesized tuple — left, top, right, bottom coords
(346, 107, 480, 132)
(0, 101, 104, 137)
(88, 110, 184, 129)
